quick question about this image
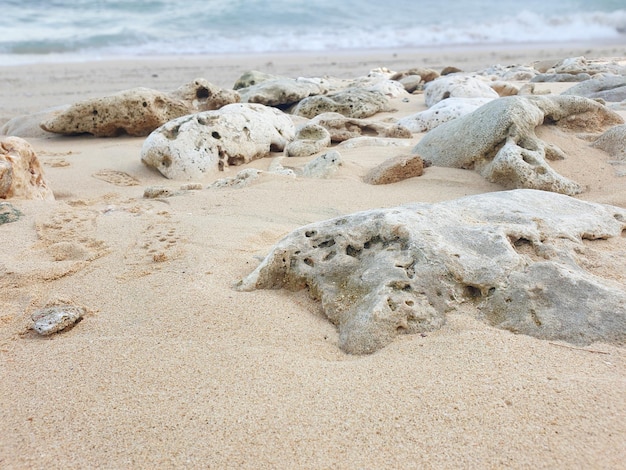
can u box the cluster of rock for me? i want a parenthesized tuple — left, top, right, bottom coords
(238, 189, 626, 354)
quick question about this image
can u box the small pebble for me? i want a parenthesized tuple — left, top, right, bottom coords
(31, 305, 85, 335)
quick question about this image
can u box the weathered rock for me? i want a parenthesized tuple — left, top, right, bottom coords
(561, 75, 626, 102)
(530, 73, 592, 83)
(141, 103, 295, 180)
(390, 67, 439, 83)
(238, 189, 626, 354)
(285, 123, 331, 158)
(440, 66, 463, 75)
(301, 150, 343, 178)
(291, 88, 389, 119)
(476, 64, 538, 81)
(490, 81, 520, 97)
(592, 124, 626, 160)
(239, 77, 330, 107)
(548, 56, 626, 76)
(398, 75, 422, 93)
(398, 97, 493, 133)
(424, 75, 499, 108)
(143, 186, 180, 198)
(1, 105, 68, 138)
(413, 95, 624, 195)
(233, 70, 282, 90)
(40, 79, 239, 137)
(209, 168, 263, 188)
(32, 305, 85, 335)
(337, 137, 413, 149)
(0, 202, 22, 224)
(312, 112, 412, 142)
(0, 136, 54, 200)
(363, 154, 424, 184)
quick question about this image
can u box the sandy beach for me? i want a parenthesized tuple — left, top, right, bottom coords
(1, 43, 626, 469)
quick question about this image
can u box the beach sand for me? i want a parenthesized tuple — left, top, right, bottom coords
(1, 43, 626, 469)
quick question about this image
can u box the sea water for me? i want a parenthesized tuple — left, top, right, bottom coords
(1, 0, 625, 64)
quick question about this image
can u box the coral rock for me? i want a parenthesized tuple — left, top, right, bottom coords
(32, 305, 85, 335)
(285, 123, 331, 158)
(312, 112, 412, 142)
(292, 88, 389, 119)
(424, 75, 499, 108)
(363, 154, 424, 184)
(0, 136, 54, 200)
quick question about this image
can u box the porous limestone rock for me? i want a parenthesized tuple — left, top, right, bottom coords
(233, 70, 282, 90)
(561, 75, 626, 102)
(40, 79, 239, 137)
(413, 95, 624, 195)
(424, 75, 499, 108)
(312, 112, 412, 142)
(141, 103, 295, 180)
(291, 88, 389, 119)
(0, 137, 54, 200)
(237, 189, 626, 354)
(397, 97, 493, 133)
(238, 77, 330, 107)
(32, 305, 85, 335)
(530, 73, 592, 83)
(548, 56, 626, 76)
(285, 123, 331, 158)
(363, 154, 424, 184)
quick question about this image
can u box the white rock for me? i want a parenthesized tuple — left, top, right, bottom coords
(398, 97, 493, 133)
(424, 75, 499, 107)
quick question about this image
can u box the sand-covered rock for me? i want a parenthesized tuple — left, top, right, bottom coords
(413, 95, 624, 195)
(0, 136, 54, 200)
(40, 79, 239, 137)
(238, 189, 626, 354)
(31, 304, 85, 335)
(592, 123, 626, 164)
(300, 150, 343, 178)
(363, 154, 425, 184)
(141, 103, 295, 180)
(291, 88, 389, 119)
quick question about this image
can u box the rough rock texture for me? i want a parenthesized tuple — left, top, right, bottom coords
(291, 88, 389, 119)
(363, 154, 424, 184)
(0, 137, 54, 200)
(312, 112, 412, 142)
(141, 103, 295, 180)
(390, 67, 440, 83)
(238, 77, 329, 107)
(561, 75, 626, 102)
(337, 137, 413, 149)
(0, 201, 22, 224)
(530, 73, 592, 83)
(592, 124, 626, 160)
(424, 75, 499, 108)
(238, 189, 626, 354)
(233, 70, 281, 90)
(40, 79, 240, 137)
(32, 305, 85, 335)
(398, 97, 493, 133)
(300, 150, 343, 178)
(285, 123, 331, 158)
(548, 56, 626, 76)
(1, 105, 68, 138)
(413, 95, 624, 195)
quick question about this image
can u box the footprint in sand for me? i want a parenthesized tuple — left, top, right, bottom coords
(35, 206, 108, 262)
(92, 169, 140, 186)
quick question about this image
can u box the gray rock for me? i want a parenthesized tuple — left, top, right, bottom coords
(141, 103, 295, 180)
(291, 88, 389, 119)
(0, 202, 22, 224)
(561, 75, 626, 102)
(312, 112, 412, 142)
(238, 189, 626, 354)
(32, 305, 85, 335)
(413, 95, 623, 195)
(301, 150, 343, 178)
(592, 124, 626, 161)
(239, 77, 330, 107)
(530, 73, 592, 83)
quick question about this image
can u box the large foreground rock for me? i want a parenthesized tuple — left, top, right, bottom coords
(40, 79, 240, 137)
(141, 103, 295, 180)
(238, 190, 626, 354)
(1, 137, 54, 200)
(413, 95, 623, 195)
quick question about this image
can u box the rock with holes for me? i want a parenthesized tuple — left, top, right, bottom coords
(239, 77, 330, 107)
(141, 103, 295, 180)
(40, 79, 239, 137)
(0, 136, 54, 200)
(424, 75, 499, 108)
(312, 112, 412, 142)
(291, 88, 389, 119)
(398, 97, 493, 133)
(237, 189, 626, 354)
(561, 75, 626, 103)
(548, 56, 626, 76)
(413, 95, 624, 195)
(285, 123, 331, 158)
(233, 70, 282, 90)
